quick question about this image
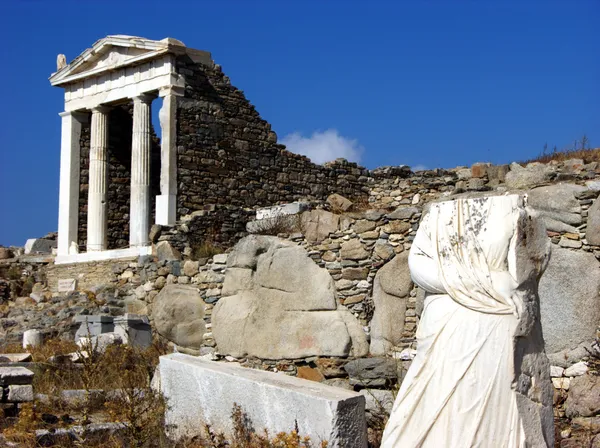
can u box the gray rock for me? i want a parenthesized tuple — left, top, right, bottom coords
(155, 241, 181, 262)
(541, 216, 579, 234)
(373, 241, 395, 261)
(352, 220, 377, 234)
(327, 194, 353, 212)
(183, 260, 200, 277)
(360, 389, 395, 425)
(8, 384, 33, 402)
(587, 198, 600, 246)
(539, 247, 600, 354)
(558, 237, 582, 249)
(505, 162, 553, 189)
(340, 239, 369, 261)
(213, 236, 367, 359)
(386, 207, 419, 220)
(370, 252, 412, 355)
(528, 183, 585, 227)
(24, 238, 57, 255)
(0, 367, 34, 385)
(159, 353, 368, 447)
(77, 332, 122, 353)
(152, 284, 206, 350)
(344, 358, 398, 387)
(301, 210, 340, 243)
(565, 374, 600, 418)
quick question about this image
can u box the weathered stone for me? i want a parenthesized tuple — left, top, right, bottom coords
(550, 366, 565, 378)
(77, 332, 122, 353)
(344, 358, 397, 387)
(159, 354, 368, 447)
(183, 260, 200, 277)
(528, 184, 585, 227)
(360, 389, 395, 425)
(373, 241, 395, 261)
(152, 284, 206, 350)
(382, 220, 411, 235)
(315, 358, 347, 378)
(0, 353, 31, 363)
(327, 194, 353, 212)
(564, 362, 588, 377)
(0, 248, 13, 260)
(297, 366, 325, 382)
(539, 247, 600, 354)
(471, 162, 489, 178)
(370, 252, 412, 355)
(558, 237, 582, 249)
(0, 367, 34, 385)
(22, 329, 43, 349)
(386, 207, 419, 221)
(213, 236, 366, 359)
(505, 162, 553, 189)
(340, 239, 369, 261)
(7, 384, 33, 402)
(155, 241, 181, 262)
(587, 198, 600, 246)
(352, 220, 377, 234)
(24, 238, 56, 255)
(565, 374, 600, 418)
(301, 210, 340, 243)
(342, 268, 369, 280)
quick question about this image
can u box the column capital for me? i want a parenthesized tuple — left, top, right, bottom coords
(59, 110, 88, 121)
(159, 85, 185, 98)
(90, 105, 112, 114)
(131, 93, 157, 104)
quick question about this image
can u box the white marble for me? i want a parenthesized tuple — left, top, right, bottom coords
(54, 246, 152, 265)
(87, 106, 110, 251)
(130, 94, 154, 247)
(56, 112, 84, 256)
(155, 86, 183, 225)
(382, 194, 553, 447)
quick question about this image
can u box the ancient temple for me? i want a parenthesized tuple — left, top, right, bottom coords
(51, 35, 370, 264)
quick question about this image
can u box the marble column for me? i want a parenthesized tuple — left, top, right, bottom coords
(86, 106, 110, 252)
(57, 111, 85, 256)
(156, 86, 184, 226)
(130, 94, 154, 247)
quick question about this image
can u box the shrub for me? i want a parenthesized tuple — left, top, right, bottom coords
(249, 214, 304, 236)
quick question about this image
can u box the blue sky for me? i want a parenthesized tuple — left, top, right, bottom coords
(0, 0, 598, 246)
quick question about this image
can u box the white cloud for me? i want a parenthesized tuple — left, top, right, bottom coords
(281, 129, 363, 164)
(412, 164, 429, 171)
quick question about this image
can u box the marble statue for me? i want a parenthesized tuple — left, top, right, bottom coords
(382, 194, 554, 447)
(56, 54, 67, 71)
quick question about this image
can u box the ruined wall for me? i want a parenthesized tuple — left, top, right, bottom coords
(174, 55, 372, 221)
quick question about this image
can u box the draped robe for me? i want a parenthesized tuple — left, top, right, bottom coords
(381, 195, 529, 448)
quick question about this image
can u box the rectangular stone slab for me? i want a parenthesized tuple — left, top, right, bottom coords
(0, 367, 34, 385)
(159, 353, 367, 448)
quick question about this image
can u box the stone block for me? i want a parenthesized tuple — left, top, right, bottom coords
(74, 315, 115, 340)
(385, 207, 419, 220)
(22, 330, 43, 349)
(155, 241, 181, 262)
(113, 314, 152, 349)
(57, 278, 77, 293)
(327, 194, 353, 212)
(24, 238, 57, 255)
(159, 353, 367, 447)
(8, 384, 33, 402)
(0, 353, 31, 363)
(256, 202, 308, 220)
(301, 210, 340, 243)
(344, 358, 397, 388)
(0, 367, 34, 385)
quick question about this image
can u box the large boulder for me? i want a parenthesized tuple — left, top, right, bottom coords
(505, 162, 554, 189)
(152, 284, 206, 350)
(301, 210, 340, 243)
(539, 247, 600, 354)
(213, 236, 367, 359)
(565, 374, 600, 418)
(587, 198, 600, 246)
(528, 183, 585, 227)
(24, 238, 56, 255)
(369, 252, 413, 355)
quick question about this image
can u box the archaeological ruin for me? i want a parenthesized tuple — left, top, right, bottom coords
(0, 34, 599, 446)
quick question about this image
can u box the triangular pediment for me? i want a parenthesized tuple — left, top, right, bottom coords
(49, 35, 187, 86)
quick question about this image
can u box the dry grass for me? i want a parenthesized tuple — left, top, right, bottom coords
(521, 146, 600, 165)
(191, 240, 224, 261)
(249, 214, 305, 236)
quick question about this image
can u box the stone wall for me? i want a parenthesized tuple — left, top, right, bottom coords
(174, 55, 372, 221)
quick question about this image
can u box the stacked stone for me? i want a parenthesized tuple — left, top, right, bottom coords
(0, 366, 34, 412)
